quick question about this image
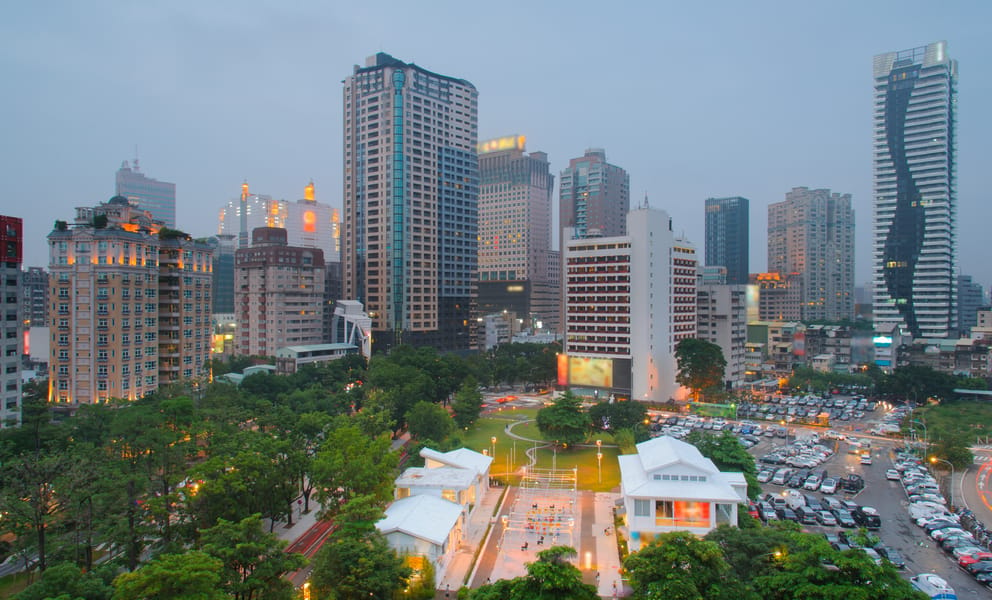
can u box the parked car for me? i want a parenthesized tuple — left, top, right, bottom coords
(885, 469, 900, 481)
(842, 474, 865, 492)
(874, 544, 906, 568)
(820, 477, 839, 494)
(960, 551, 992, 567)
(757, 468, 774, 483)
(834, 509, 857, 528)
(817, 511, 838, 526)
(852, 506, 881, 530)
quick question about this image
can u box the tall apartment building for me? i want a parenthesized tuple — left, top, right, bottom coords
(235, 227, 326, 356)
(697, 278, 747, 387)
(477, 135, 558, 333)
(873, 42, 958, 339)
(21, 266, 48, 327)
(958, 275, 985, 336)
(209, 234, 237, 314)
(218, 182, 341, 261)
(768, 187, 854, 322)
(47, 197, 213, 404)
(704, 197, 749, 285)
(561, 208, 696, 403)
(559, 148, 629, 241)
(116, 159, 177, 228)
(342, 52, 479, 352)
(1, 216, 23, 427)
(750, 272, 802, 322)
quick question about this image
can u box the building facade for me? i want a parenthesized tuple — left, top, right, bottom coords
(704, 197, 749, 285)
(47, 198, 212, 405)
(559, 148, 629, 241)
(342, 52, 479, 352)
(477, 135, 558, 334)
(218, 182, 341, 262)
(21, 266, 48, 328)
(115, 160, 177, 228)
(750, 272, 802, 322)
(209, 234, 237, 314)
(768, 187, 854, 322)
(873, 41, 958, 339)
(235, 227, 326, 356)
(1, 216, 23, 427)
(561, 208, 696, 403)
(957, 275, 985, 337)
(696, 282, 747, 387)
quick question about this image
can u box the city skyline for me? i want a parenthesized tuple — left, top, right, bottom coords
(3, 3, 991, 290)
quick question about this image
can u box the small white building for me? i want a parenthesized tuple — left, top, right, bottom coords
(618, 436, 747, 550)
(395, 448, 492, 518)
(377, 494, 464, 583)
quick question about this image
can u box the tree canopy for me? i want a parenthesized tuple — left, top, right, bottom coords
(536, 392, 591, 446)
(675, 338, 727, 401)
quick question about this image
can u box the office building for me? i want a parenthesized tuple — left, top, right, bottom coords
(873, 41, 958, 339)
(235, 227, 326, 356)
(768, 187, 854, 322)
(559, 148, 629, 241)
(1, 216, 23, 427)
(47, 197, 213, 404)
(477, 135, 558, 333)
(561, 208, 696, 403)
(958, 275, 985, 336)
(342, 52, 479, 352)
(115, 159, 177, 228)
(218, 182, 341, 262)
(697, 279, 747, 387)
(704, 197, 749, 285)
(21, 266, 48, 328)
(750, 272, 802, 322)
(209, 234, 237, 314)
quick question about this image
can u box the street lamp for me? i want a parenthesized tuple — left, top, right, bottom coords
(491, 436, 497, 461)
(596, 440, 603, 484)
(302, 582, 311, 600)
(912, 419, 928, 459)
(930, 456, 955, 509)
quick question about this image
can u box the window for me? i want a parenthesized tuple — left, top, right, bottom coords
(634, 499, 651, 517)
(655, 500, 674, 525)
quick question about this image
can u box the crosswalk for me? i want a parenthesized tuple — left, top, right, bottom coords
(975, 455, 991, 463)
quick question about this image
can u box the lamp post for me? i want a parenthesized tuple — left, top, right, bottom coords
(930, 456, 955, 509)
(912, 419, 928, 459)
(596, 439, 603, 484)
(491, 436, 497, 462)
(302, 582, 311, 600)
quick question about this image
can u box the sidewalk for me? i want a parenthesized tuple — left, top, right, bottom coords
(435, 483, 507, 592)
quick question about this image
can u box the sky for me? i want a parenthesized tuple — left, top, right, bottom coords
(3, 1, 991, 290)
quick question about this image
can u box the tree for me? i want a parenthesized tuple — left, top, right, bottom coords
(309, 530, 410, 600)
(685, 430, 760, 498)
(589, 400, 647, 434)
(451, 377, 484, 429)
(467, 546, 596, 600)
(310, 424, 398, 520)
(536, 392, 590, 447)
(199, 514, 306, 600)
(0, 451, 67, 571)
(111, 551, 228, 600)
(675, 338, 727, 401)
(624, 531, 749, 600)
(14, 561, 113, 600)
(406, 400, 456, 442)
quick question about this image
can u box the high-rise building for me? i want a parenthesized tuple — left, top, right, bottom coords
(749, 272, 803, 322)
(209, 234, 237, 314)
(21, 266, 48, 328)
(561, 208, 696, 403)
(873, 41, 958, 339)
(559, 148, 629, 241)
(1, 216, 23, 427)
(957, 275, 985, 336)
(697, 273, 747, 387)
(477, 135, 558, 333)
(218, 182, 340, 262)
(342, 52, 479, 352)
(704, 197, 749, 285)
(47, 197, 213, 404)
(115, 159, 177, 228)
(768, 187, 854, 322)
(235, 227, 326, 356)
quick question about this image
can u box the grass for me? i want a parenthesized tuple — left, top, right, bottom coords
(0, 571, 31, 598)
(916, 400, 992, 445)
(459, 408, 623, 492)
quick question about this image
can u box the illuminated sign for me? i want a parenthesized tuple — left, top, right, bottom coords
(872, 336, 893, 346)
(477, 135, 526, 155)
(303, 210, 317, 233)
(568, 356, 613, 388)
(506, 285, 524, 293)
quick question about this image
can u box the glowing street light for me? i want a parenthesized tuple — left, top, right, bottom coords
(303, 582, 311, 600)
(596, 439, 603, 483)
(930, 456, 955, 509)
(491, 436, 497, 461)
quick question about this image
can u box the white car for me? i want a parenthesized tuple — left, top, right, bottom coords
(885, 469, 900, 481)
(820, 478, 839, 494)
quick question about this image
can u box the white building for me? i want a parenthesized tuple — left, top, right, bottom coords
(618, 436, 747, 551)
(696, 282, 747, 387)
(377, 495, 464, 583)
(873, 42, 957, 339)
(561, 207, 696, 403)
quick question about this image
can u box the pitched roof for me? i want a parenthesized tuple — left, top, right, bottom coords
(619, 435, 745, 502)
(395, 466, 476, 489)
(633, 436, 720, 474)
(420, 447, 492, 476)
(377, 495, 462, 545)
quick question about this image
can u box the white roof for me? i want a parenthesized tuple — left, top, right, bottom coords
(619, 436, 744, 502)
(395, 466, 476, 490)
(420, 447, 492, 476)
(377, 495, 462, 546)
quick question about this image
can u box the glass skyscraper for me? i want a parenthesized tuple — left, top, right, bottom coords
(559, 149, 629, 241)
(872, 41, 957, 339)
(341, 53, 479, 352)
(704, 196, 749, 285)
(115, 160, 176, 228)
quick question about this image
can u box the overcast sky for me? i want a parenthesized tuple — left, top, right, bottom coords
(3, 1, 990, 290)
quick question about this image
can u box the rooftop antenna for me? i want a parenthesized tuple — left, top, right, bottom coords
(133, 145, 140, 172)
(642, 192, 650, 209)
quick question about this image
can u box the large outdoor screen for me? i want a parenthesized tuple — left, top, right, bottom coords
(568, 356, 613, 388)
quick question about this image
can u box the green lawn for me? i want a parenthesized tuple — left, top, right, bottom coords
(0, 571, 30, 598)
(917, 400, 992, 446)
(459, 409, 623, 492)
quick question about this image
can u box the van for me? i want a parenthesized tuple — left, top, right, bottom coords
(784, 489, 805, 510)
(772, 468, 793, 485)
(853, 506, 882, 530)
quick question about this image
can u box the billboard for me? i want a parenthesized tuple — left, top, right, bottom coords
(568, 356, 613, 388)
